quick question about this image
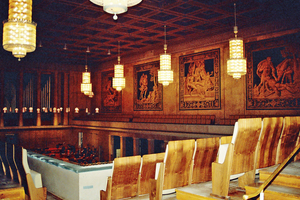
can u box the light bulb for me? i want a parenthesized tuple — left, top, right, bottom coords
(113, 14, 118, 20)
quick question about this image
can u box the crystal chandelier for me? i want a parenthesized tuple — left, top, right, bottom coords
(158, 25, 173, 86)
(81, 49, 93, 97)
(90, 0, 142, 20)
(113, 41, 125, 91)
(3, 0, 37, 61)
(227, 3, 246, 79)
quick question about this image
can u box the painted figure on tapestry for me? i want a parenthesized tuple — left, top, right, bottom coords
(185, 60, 214, 98)
(179, 49, 220, 110)
(253, 47, 300, 99)
(101, 71, 122, 112)
(247, 34, 300, 110)
(137, 68, 159, 104)
(103, 78, 119, 107)
(134, 61, 163, 111)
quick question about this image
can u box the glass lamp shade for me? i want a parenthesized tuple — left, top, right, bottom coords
(227, 37, 246, 79)
(3, 0, 36, 60)
(229, 38, 244, 59)
(3, 20, 36, 60)
(227, 58, 247, 79)
(81, 83, 92, 94)
(158, 53, 173, 86)
(113, 77, 125, 91)
(90, 0, 142, 9)
(158, 70, 173, 86)
(103, 0, 127, 14)
(81, 71, 92, 94)
(8, 0, 33, 21)
(82, 71, 91, 84)
(112, 64, 125, 91)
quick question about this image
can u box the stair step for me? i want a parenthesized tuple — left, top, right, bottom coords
(245, 182, 300, 200)
(259, 161, 300, 189)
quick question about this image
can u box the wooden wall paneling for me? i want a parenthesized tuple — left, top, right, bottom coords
(256, 117, 284, 169)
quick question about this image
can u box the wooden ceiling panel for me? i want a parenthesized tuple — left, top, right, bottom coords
(0, 0, 298, 66)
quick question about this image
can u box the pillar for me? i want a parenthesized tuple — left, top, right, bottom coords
(109, 135, 113, 161)
(19, 72, 23, 127)
(63, 73, 69, 125)
(148, 139, 154, 154)
(53, 72, 58, 125)
(133, 137, 139, 156)
(36, 72, 41, 126)
(0, 70, 4, 127)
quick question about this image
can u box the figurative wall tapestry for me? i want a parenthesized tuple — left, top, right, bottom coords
(246, 34, 300, 110)
(134, 61, 163, 111)
(179, 49, 220, 110)
(101, 70, 122, 113)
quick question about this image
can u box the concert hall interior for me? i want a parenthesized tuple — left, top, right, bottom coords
(0, 0, 300, 200)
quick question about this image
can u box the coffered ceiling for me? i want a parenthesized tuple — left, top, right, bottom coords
(0, 0, 299, 67)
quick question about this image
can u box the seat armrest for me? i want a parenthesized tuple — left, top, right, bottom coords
(30, 170, 43, 188)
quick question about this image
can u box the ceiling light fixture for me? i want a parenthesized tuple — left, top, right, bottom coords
(158, 25, 173, 86)
(227, 3, 247, 79)
(112, 41, 125, 91)
(81, 48, 93, 97)
(3, 0, 37, 61)
(90, 0, 142, 20)
(63, 43, 67, 50)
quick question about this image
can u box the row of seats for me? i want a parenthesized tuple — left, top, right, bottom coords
(76, 113, 216, 125)
(212, 116, 300, 198)
(0, 141, 47, 200)
(219, 114, 299, 125)
(100, 137, 220, 200)
(100, 116, 300, 200)
(132, 114, 215, 125)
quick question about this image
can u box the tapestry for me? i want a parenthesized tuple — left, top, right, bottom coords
(133, 61, 163, 111)
(179, 49, 220, 110)
(246, 34, 300, 110)
(101, 70, 122, 113)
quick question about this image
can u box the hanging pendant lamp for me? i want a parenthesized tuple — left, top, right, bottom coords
(90, 0, 142, 20)
(112, 41, 125, 91)
(3, 0, 37, 61)
(81, 48, 93, 97)
(158, 25, 173, 86)
(227, 3, 247, 79)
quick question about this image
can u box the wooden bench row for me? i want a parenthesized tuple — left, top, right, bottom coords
(75, 113, 216, 125)
(132, 114, 215, 125)
(219, 114, 300, 125)
(100, 116, 300, 200)
(212, 116, 300, 198)
(0, 141, 47, 200)
(100, 137, 220, 200)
